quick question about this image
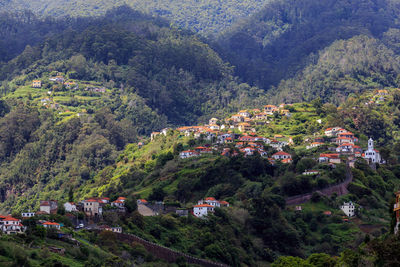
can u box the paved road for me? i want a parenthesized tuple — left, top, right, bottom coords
(286, 164, 353, 206)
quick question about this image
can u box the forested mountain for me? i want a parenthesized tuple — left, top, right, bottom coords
(0, 6, 264, 221)
(269, 35, 400, 104)
(3, 1, 400, 266)
(219, 0, 400, 94)
(1, 0, 269, 35)
(0, 7, 265, 125)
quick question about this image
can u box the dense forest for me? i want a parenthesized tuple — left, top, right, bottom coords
(218, 0, 400, 95)
(269, 35, 400, 104)
(0, 0, 269, 35)
(0, 7, 265, 125)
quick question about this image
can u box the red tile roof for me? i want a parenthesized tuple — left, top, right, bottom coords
(2, 217, 19, 221)
(205, 197, 216, 201)
(320, 153, 339, 158)
(43, 221, 60, 226)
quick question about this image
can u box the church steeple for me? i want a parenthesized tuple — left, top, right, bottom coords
(368, 138, 374, 150)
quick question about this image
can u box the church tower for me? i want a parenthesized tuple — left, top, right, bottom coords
(368, 138, 374, 150)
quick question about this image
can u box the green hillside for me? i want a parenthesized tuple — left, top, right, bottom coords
(269, 35, 400, 104)
(1, 88, 399, 265)
(0, 7, 264, 126)
(218, 0, 400, 94)
(1, 0, 269, 35)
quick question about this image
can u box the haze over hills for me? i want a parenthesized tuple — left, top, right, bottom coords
(1, 0, 270, 35)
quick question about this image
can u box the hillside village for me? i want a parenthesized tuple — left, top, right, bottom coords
(2, 78, 397, 264)
(151, 101, 385, 167)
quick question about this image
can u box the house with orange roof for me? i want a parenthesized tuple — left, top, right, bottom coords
(238, 122, 251, 132)
(271, 151, 292, 163)
(111, 197, 127, 208)
(137, 199, 148, 205)
(319, 153, 341, 164)
(111, 200, 125, 208)
(324, 127, 345, 137)
(231, 114, 244, 123)
(336, 132, 358, 144)
(209, 118, 219, 125)
(377, 89, 389, 96)
(40, 200, 58, 214)
(0, 216, 25, 234)
(41, 221, 61, 230)
(254, 113, 268, 120)
(32, 80, 42, 88)
(238, 110, 250, 118)
(198, 197, 220, 207)
(219, 201, 230, 207)
(239, 136, 257, 142)
(336, 143, 362, 154)
(82, 198, 103, 217)
(264, 105, 278, 114)
(241, 147, 257, 156)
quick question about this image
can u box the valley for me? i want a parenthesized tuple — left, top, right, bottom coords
(1, 1, 400, 266)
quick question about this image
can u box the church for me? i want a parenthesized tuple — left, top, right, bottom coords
(363, 138, 382, 164)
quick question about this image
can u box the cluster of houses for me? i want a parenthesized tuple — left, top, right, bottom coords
(31, 74, 77, 89)
(312, 127, 384, 166)
(151, 103, 385, 168)
(8, 196, 128, 235)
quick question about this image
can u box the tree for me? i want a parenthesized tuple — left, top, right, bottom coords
(148, 187, 166, 201)
(293, 135, 303, 146)
(272, 256, 311, 267)
(68, 187, 74, 202)
(124, 195, 138, 213)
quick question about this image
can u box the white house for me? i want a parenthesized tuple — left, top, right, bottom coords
(209, 124, 220, 130)
(64, 202, 77, 212)
(272, 151, 292, 161)
(363, 138, 382, 164)
(340, 202, 356, 217)
(238, 110, 250, 118)
(112, 197, 126, 208)
(21, 212, 35, 218)
(40, 200, 58, 214)
(198, 197, 220, 207)
(302, 170, 320, 176)
(112, 227, 122, 233)
(306, 142, 324, 149)
(209, 118, 218, 125)
(0, 216, 25, 234)
(193, 204, 214, 218)
(180, 150, 200, 159)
